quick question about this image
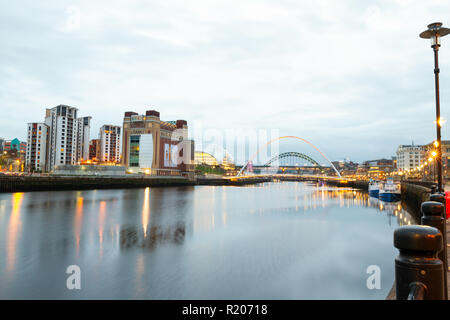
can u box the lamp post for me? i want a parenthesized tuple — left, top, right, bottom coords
(420, 22, 450, 192)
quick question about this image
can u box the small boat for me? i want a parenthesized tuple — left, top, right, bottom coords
(379, 178, 401, 202)
(368, 179, 380, 198)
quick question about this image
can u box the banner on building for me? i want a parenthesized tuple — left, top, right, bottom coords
(164, 143, 178, 167)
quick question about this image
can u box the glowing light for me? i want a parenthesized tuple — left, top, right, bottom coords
(6, 193, 24, 273)
(74, 196, 84, 255)
(435, 118, 446, 127)
(142, 187, 150, 237)
(98, 201, 106, 255)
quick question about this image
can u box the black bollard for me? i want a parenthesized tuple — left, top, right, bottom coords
(421, 200, 448, 300)
(430, 185, 438, 194)
(430, 193, 446, 204)
(394, 225, 444, 300)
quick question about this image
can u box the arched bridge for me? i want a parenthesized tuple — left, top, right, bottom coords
(264, 152, 322, 167)
(236, 136, 341, 177)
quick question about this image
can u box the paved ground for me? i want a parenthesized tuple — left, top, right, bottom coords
(447, 219, 449, 299)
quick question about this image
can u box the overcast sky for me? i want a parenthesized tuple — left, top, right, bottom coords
(1, 0, 450, 163)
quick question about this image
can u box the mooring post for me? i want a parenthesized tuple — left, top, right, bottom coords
(422, 198, 448, 299)
(394, 225, 444, 300)
(431, 185, 438, 194)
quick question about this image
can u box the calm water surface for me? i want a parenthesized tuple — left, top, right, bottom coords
(0, 182, 416, 299)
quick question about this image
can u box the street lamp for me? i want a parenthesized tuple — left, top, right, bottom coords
(420, 22, 450, 192)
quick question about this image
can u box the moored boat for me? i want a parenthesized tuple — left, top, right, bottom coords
(368, 179, 380, 198)
(379, 178, 401, 202)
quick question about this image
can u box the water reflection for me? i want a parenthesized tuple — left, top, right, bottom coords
(120, 224, 185, 250)
(246, 183, 416, 228)
(0, 182, 413, 299)
(142, 187, 150, 237)
(312, 186, 416, 226)
(6, 193, 23, 273)
(98, 201, 106, 256)
(75, 196, 83, 256)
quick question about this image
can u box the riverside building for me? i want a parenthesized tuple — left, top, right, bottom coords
(89, 139, 101, 161)
(121, 110, 194, 174)
(99, 125, 121, 163)
(25, 105, 92, 172)
(76, 116, 91, 162)
(44, 105, 79, 170)
(25, 123, 49, 172)
(396, 144, 425, 171)
(423, 140, 450, 179)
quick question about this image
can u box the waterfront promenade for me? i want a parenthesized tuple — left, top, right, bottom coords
(387, 219, 450, 299)
(447, 219, 450, 299)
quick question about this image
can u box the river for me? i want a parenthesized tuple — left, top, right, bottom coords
(0, 182, 416, 299)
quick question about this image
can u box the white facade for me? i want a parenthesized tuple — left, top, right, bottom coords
(396, 144, 425, 171)
(138, 133, 153, 169)
(25, 123, 49, 172)
(99, 125, 121, 163)
(45, 105, 79, 170)
(76, 116, 91, 162)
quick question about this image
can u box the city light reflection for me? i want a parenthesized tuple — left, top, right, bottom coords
(142, 187, 150, 237)
(98, 200, 106, 256)
(75, 196, 84, 256)
(6, 192, 23, 273)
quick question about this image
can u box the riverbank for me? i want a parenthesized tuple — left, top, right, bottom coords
(0, 174, 273, 193)
(0, 175, 194, 193)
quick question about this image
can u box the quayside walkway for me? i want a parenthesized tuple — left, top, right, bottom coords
(447, 219, 449, 299)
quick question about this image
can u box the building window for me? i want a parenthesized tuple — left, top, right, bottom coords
(129, 135, 140, 167)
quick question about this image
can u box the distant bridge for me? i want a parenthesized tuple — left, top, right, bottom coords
(236, 136, 341, 178)
(264, 152, 322, 167)
(238, 151, 341, 177)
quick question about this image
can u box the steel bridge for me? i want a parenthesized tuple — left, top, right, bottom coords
(239, 151, 341, 177)
(236, 136, 341, 177)
(263, 152, 322, 167)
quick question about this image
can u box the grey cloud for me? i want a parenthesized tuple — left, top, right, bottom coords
(1, 1, 450, 163)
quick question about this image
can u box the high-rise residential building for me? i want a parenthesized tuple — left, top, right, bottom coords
(396, 144, 425, 171)
(0, 137, 4, 152)
(76, 116, 91, 162)
(122, 110, 193, 173)
(89, 139, 100, 161)
(25, 123, 49, 172)
(44, 105, 79, 170)
(25, 105, 91, 172)
(99, 125, 121, 163)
